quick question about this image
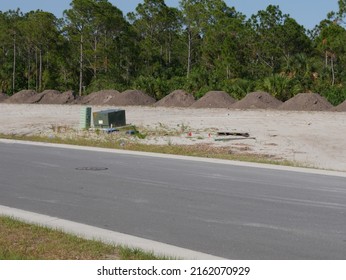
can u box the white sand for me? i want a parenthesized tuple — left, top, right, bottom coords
(1, 104, 345, 172)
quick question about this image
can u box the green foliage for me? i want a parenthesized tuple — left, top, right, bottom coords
(86, 76, 126, 94)
(257, 74, 302, 101)
(133, 76, 167, 100)
(314, 83, 346, 106)
(128, 0, 183, 78)
(221, 79, 255, 100)
(132, 75, 197, 99)
(183, 67, 210, 96)
(0, 1, 344, 105)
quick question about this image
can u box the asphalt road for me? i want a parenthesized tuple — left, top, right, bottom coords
(0, 141, 345, 259)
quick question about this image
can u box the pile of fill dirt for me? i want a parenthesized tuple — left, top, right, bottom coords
(231, 91, 282, 109)
(111, 90, 156, 106)
(191, 91, 236, 108)
(331, 100, 346, 112)
(79, 90, 120, 105)
(38, 90, 75, 104)
(278, 93, 333, 111)
(0, 93, 8, 102)
(155, 90, 195, 107)
(3, 90, 38, 104)
(25, 91, 47, 103)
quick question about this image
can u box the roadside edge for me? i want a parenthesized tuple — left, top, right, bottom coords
(1, 138, 345, 178)
(0, 205, 224, 260)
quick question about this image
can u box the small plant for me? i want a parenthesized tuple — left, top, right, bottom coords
(135, 131, 147, 139)
(129, 125, 147, 139)
(177, 123, 189, 133)
(51, 125, 72, 134)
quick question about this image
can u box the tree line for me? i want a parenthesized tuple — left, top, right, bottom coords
(1, 0, 346, 105)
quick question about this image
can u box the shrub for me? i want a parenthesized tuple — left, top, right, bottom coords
(221, 78, 255, 100)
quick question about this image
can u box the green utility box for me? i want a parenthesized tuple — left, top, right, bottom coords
(93, 109, 126, 128)
(79, 107, 92, 129)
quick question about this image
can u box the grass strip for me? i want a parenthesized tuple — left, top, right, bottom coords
(0, 216, 161, 260)
(0, 133, 301, 167)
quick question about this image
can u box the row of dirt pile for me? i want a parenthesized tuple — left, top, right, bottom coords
(2, 90, 75, 104)
(78, 90, 156, 106)
(162, 90, 341, 111)
(2, 89, 156, 106)
(1, 89, 345, 111)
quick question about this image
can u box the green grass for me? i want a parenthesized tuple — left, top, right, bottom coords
(0, 216, 162, 260)
(0, 133, 301, 167)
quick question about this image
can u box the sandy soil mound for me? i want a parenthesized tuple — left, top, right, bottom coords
(80, 90, 120, 105)
(113, 90, 156, 106)
(4, 90, 38, 104)
(0, 93, 8, 102)
(231, 91, 282, 109)
(331, 100, 346, 112)
(26, 92, 48, 103)
(155, 90, 195, 107)
(60, 91, 76, 104)
(38, 90, 75, 104)
(279, 93, 333, 111)
(191, 91, 236, 108)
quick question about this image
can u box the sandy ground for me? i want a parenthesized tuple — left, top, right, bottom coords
(0, 104, 346, 172)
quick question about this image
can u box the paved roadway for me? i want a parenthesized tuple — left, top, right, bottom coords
(0, 141, 345, 259)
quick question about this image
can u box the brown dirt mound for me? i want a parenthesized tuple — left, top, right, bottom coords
(112, 90, 156, 106)
(278, 93, 333, 111)
(231, 91, 282, 109)
(38, 90, 75, 104)
(331, 100, 346, 112)
(0, 93, 8, 102)
(60, 91, 76, 104)
(26, 92, 47, 103)
(80, 90, 120, 105)
(4, 90, 38, 104)
(155, 90, 195, 107)
(191, 91, 236, 108)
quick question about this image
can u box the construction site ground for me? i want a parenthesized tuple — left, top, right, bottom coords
(0, 104, 345, 172)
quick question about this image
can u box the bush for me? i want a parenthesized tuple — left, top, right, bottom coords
(183, 67, 210, 95)
(256, 74, 302, 101)
(86, 76, 126, 94)
(133, 76, 177, 100)
(221, 79, 255, 100)
(314, 84, 346, 106)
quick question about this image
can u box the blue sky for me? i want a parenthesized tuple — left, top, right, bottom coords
(0, 0, 339, 30)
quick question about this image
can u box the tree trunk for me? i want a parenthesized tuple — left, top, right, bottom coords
(187, 29, 192, 77)
(94, 36, 97, 79)
(35, 47, 38, 91)
(27, 48, 31, 89)
(325, 51, 328, 68)
(39, 48, 42, 92)
(104, 35, 108, 73)
(168, 33, 172, 64)
(12, 36, 16, 94)
(331, 57, 335, 86)
(79, 33, 83, 96)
